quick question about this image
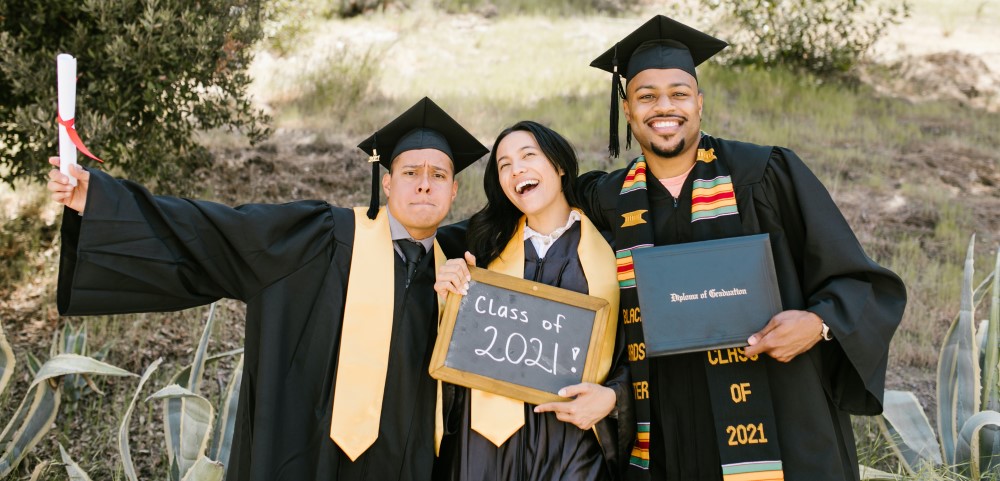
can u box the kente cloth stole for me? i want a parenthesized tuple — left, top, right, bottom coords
(471, 209, 620, 446)
(614, 141, 784, 481)
(330, 207, 446, 460)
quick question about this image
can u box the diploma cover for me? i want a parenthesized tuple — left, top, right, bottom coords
(631, 233, 781, 357)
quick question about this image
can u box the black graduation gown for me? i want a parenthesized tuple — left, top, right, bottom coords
(577, 138, 906, 481)
(57, 169, 443, 481)
(434, 224, 631, 481)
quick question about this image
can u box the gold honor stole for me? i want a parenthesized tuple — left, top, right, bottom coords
(470, 209, 619, 446)
(330, 207, 445, 460)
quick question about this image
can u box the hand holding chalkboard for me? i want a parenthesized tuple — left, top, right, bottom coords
(429, 266, 615, 405)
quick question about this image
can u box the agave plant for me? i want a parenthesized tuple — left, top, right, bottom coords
(0, 319, 137, 478)
(879, 235, 1000, 479)
(120, 303, 244, 481)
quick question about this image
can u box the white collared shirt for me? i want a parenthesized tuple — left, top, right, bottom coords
(523, 210, 581, 259)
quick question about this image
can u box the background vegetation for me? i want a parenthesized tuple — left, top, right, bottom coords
(1, 0, 998, 479)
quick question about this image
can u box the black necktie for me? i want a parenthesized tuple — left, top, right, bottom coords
(398, 240, 425, 287)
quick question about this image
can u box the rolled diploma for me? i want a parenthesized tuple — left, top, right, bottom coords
(57, 54, 78, 186)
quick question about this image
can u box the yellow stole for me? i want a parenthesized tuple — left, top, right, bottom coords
(470, 208, 620, 446)
(329, 207, 446, 460)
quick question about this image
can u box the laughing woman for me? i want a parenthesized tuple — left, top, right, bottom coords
(434, 121, 632, 481)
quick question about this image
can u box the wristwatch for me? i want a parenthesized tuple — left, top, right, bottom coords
(820, 322, 833, 341)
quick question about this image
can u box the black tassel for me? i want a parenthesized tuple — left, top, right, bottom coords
(367, 160, 379, 219)
(609, 53, 621, 159)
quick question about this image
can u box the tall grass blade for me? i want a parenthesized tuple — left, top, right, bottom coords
(210, 354, 243, 466)
(956, 410, 1000, 478)
(149, 385, 217, 481)
(58, 443, 94, 481)
(30, 353, 137, 390)
(0, 321, 14, 398)
(179, 456, 225, 481)
(938, 234, 980, 464)
(0, 383, 60, 477)
(120, 358, 163, 481)
(878, 390, 942, 472)
(188, 303, 217, 395)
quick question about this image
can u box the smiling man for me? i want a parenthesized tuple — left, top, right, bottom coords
(48, 97, 487, 481)
(576, 16, 906, 481)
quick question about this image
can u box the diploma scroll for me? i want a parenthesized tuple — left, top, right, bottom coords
(57, 54, 78, 186)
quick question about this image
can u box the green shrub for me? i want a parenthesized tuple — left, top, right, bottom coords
(702, 0, 909, 76)
(0, 0, 270, 191)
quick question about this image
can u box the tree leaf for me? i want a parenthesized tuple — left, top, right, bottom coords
(58, 443, 94, 481)
(120, 358, 163, 481)
(148, 384, 216, 480)
(30, 353, 136, 390)
(878, 390, 942, 472)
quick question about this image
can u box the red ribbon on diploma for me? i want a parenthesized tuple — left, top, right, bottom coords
(56, 115, 104, 163)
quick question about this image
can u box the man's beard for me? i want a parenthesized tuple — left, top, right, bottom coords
(650, 137, 686, 159)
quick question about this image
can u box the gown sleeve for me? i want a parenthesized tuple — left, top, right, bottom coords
(758, 148, 907, 414)
(58, 168, 338, 315)
(575, 170, 612, 232)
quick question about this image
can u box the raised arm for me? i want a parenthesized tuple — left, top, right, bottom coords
(49, 158, 339, 315)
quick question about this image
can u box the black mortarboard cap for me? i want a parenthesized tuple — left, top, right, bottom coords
(357, 97, 488, 219)
(589, 15, 728, 158)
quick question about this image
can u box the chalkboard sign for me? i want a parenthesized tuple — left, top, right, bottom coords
(430, 266, 615, 405)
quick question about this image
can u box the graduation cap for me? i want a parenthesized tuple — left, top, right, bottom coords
(589, 15, 728, 158)
(357, 97, 488, 219)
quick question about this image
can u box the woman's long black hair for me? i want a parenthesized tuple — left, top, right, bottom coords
(467, 120, 581, 267)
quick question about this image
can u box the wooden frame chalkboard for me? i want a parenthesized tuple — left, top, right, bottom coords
(430, 266, 615, 405)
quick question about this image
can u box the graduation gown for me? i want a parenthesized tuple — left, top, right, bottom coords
(576, 136, 906, 481)
(57, 169, 445, 481)
(434, 223, 631, 481)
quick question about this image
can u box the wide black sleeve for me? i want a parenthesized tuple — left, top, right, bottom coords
(759, 148, 906, 414)
(58, 169, 338, 315)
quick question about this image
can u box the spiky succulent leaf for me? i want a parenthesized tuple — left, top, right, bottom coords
(188, 303, 217, 395)
(0, 320, 14, 399)
(879, 390, 942, 472)
(149, 384, 216, 481)
(120, 358, 164, 481)
(58, 443, 94, 481)
(0, 383, 60, 477)
(937, 235, 981, 464)
(30, 353, 136, 391)
(179, 456, 225, 481)
(211, 354, 243, 467)
(956, 410, 1000, 478)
